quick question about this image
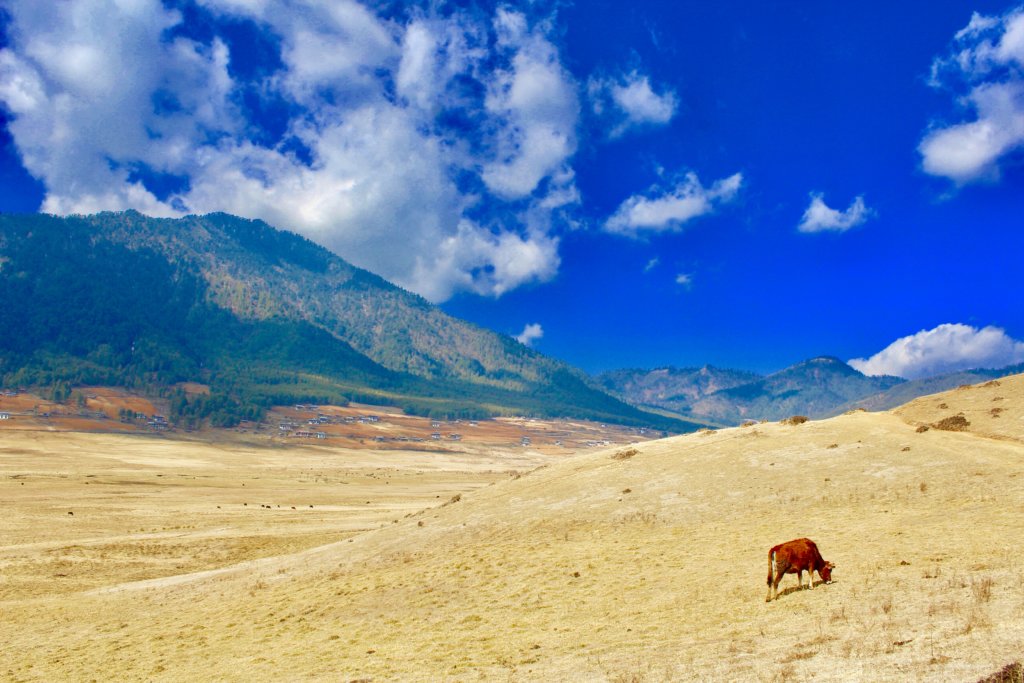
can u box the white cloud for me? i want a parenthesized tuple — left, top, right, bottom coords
(849, 323, 1024, 380)
(797, 192, 873, 233)
(589, 70, 677, 137)
(515, 322, 544, 346)
(921, 7, 1024, 183)
(604, 172, 742, 237)
(674, 272, 693, 287)
(0, 0, 576, 302)
(643, 257, 660, 273)
(481, 10, 579, 199)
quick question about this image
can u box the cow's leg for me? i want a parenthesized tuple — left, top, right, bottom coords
(767, 571, 780, 601)
(807, 568, 814, 589)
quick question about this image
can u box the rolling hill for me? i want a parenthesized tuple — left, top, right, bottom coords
(0, 210, 689, 429)
(4, 373, 1022, 681)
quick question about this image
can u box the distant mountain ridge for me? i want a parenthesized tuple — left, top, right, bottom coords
(0, 211, 691, 430)
(595, 365, 760, 415)
(599, 357, 1024, 425)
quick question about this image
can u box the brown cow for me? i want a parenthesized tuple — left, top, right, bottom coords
(766, 538, 834, 602)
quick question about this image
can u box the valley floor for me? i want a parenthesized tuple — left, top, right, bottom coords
(2, 378, 1024, 681)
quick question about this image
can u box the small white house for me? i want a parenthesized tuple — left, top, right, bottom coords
(0, 412, 10, 420)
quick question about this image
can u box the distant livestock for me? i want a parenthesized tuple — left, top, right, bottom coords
(766, 538, 834, 602)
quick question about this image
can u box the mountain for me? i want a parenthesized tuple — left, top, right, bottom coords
(600, 357, 905, 424)
(687, 356, 904, 423)
(0, 210, 690, 430)
(595, 365, 761, 415)
(603, 355, 1024, 425)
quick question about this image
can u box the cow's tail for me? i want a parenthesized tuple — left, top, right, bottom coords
(767, 550, 776, 586)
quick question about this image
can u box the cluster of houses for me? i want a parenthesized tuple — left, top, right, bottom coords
(293, 430, 328, 440)
(277, 421, 325, 439)
(0, 412, 10, 421)
(277, 411, 390, 440)
(147, 415, 169, 431)
(373, 435, 428, 443)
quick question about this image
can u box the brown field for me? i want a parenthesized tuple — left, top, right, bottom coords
(2, 377, 1024, 681)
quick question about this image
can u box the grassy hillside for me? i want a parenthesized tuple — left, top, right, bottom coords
(3, 375, 1022, 681)
(830, 363, 1024, 414)
(0, 212, 690, 430)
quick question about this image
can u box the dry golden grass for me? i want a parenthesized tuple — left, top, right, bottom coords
(2, 376, 1024, 681)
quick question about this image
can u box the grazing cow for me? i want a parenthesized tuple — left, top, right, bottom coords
(766, 538, 834, 602)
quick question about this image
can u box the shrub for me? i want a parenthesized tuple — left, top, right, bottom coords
(975, 661, 1022, 683)
(933, 415, 970, 432)
(781, 415, 809, 426)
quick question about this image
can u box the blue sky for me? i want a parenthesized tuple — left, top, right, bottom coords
(1, 1, 1022, 378)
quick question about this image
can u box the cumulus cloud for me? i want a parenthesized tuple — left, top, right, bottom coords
(797, 193, 873, 233)
(920, 7, 1024, 183)
(515, 322, 544, 346)
(604, 172, 742, 237)
(589, 70, 678, 137)
(480, 9, 579, 199)
(674, 272, 693, 287)
(0, 0, 576, 302)
(849, 323, 1024, 380)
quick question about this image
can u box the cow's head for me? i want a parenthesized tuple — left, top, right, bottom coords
(820, 561, 835, 583)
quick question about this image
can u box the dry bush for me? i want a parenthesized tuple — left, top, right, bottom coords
(781, 415, 809, 426)
(879, 596, 893, 615)
(933, 415, 971, 432)
(972, 576, 994, 603)
(611, 448, 639, 460)
(773, 663, 797, 682)
(976, 661, 1024, 683)
(962, 608, 992, 634)
(844, 408, 866, 415)
(938, 403, 949, 409)
(617, 510, 658, 526)
(916, 424, 930, 433)
(741, 420, 758, 427)
(981, 380, 1003, 388)
(826, 443, 838, 449)
(780, 646, 817, 663)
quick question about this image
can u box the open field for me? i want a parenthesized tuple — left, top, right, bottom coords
(2, 377, 1024, 681)
(0, 411, 641, 601)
